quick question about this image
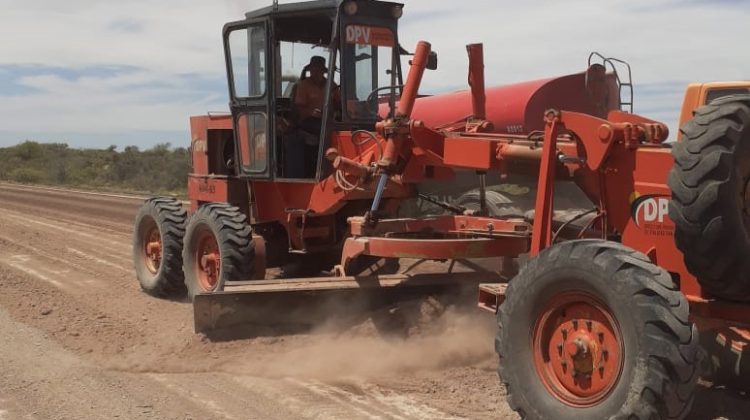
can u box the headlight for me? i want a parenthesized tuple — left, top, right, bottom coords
(391, 5, 403, 19)
(343, 1, 358, 16)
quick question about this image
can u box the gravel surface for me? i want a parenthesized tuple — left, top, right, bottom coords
(0, 183, 746, 419)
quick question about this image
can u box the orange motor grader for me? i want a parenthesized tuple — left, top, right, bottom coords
(132, 1, 750, 418)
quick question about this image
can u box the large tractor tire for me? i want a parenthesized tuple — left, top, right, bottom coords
(182, 203, 255, 300)
(668, 95, 750, 300)
(133, 197, 187, 297)
(496, 240, 700, 420)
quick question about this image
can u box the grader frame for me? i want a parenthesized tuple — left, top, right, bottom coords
(134, 1, 750, 418)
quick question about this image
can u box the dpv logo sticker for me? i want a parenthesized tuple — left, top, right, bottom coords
(346, 25, 372, 45)
(630, 193, 674, 236)
(345, 25, 395, 47)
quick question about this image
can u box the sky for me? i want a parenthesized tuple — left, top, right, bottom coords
(0, 0, 748, 149)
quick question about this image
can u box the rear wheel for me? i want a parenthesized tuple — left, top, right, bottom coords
(182, 203, 255, 300)
(496, 240, 700, 420)
(668, 95, 750, 300)
(132, 197, 187, 297)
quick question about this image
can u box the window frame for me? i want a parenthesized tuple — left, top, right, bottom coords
(222, 18, 274, 179)
(225, 23, 268, 101)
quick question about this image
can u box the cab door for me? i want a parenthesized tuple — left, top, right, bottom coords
(223, 20, 273, 179)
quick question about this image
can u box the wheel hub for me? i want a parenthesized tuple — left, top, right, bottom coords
(195, 231, 221, 291)
(566, 333, 596, 376)
(533, 292, 623, 407)
(144, 228, 162, 274)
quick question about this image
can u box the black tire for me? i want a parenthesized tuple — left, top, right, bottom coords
(182, 203, 255, 300)
(701, 329, 750, 392)
(132, 197, 187, 297)
(496, 240, 700, 420)
(668, 95, 750, 300)
(454, 190, 524, 217)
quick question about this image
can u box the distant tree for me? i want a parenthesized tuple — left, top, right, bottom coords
(15, 141, 42, 161)
(55, 163, 67, 184)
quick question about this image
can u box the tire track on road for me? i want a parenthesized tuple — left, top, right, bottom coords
(0, 233, 129, 275)
(66, 246, 132, 272)
(1, 255, 69, 290)
(2, 212, 130, 252)
(0, 182, 151, 201)
(286, 378, 463, 420)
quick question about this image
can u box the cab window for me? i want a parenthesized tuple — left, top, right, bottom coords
(237, 113, 268, 172)
(342, 25, 397, 120)
(277, 41, 339, 98)
(228, 25, 266, 98)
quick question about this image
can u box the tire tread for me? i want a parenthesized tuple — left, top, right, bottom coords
(182, 203, 255, 299)
(133, 197, 187, 297)
(668, 95, 750, 300)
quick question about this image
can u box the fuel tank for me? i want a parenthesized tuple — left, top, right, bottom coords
(409, 67, 620, 134)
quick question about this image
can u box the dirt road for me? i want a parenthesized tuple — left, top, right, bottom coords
(0, 183, 746, 419)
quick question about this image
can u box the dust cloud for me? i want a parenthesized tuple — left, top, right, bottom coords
(227, 297, 498, 381)
(103, 292, 499, 384)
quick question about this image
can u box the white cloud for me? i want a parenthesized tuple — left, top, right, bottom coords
(0, 0, 748, 147)
(402, 0, 750, 87)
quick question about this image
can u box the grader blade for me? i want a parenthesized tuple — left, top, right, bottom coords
(193, 271, 501, 337)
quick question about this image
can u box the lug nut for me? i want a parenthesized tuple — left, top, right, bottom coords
(572, 319, 579, 330)
(586, 320, 593, 331)
(597, 332, 605, 343)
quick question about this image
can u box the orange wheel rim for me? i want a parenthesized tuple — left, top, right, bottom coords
(195, 229, 220, 291)
(532, 291, 624, 407)
(143, 224, 162, 275)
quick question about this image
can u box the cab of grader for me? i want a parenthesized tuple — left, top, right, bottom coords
(182, 0, 414, 293)
(132, 0, 750, 418)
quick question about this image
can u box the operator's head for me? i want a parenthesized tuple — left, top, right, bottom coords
(308, 56, 327, 83)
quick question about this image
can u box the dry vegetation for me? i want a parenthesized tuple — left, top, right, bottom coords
(0, 141, 189, 195)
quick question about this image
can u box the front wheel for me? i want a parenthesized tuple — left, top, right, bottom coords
(182, 203, 255, 300)
(496, 240, 700, 420)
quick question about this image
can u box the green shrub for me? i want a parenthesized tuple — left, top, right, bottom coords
(9, 167, 45, 183)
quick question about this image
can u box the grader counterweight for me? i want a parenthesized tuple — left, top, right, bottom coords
(133, 1, 750, 418)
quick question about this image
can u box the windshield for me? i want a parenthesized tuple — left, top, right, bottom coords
(342, 25, 397, 120)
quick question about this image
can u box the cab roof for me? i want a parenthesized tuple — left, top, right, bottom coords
(245, 0, 404, 20)
(245, 0, 340, 20)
